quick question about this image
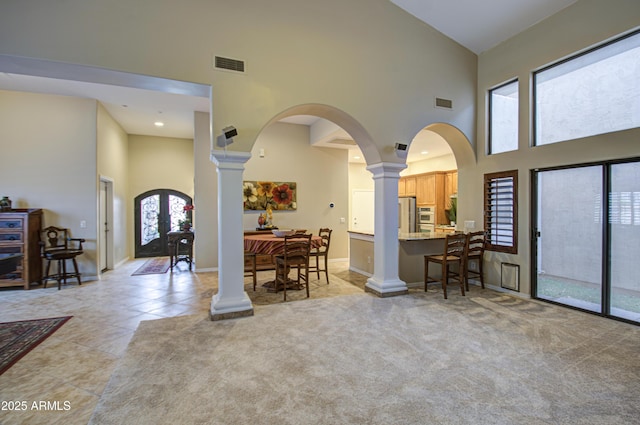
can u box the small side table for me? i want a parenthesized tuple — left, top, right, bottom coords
(167, 231, 194, 271)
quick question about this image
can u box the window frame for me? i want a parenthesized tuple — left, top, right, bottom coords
(488, 78, 519, 155)
(532, 29, 640, 146)
(484, 170, 518, 254)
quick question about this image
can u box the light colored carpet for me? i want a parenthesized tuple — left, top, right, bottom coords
(90, 288, 640, 425)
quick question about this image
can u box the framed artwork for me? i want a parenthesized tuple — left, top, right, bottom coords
(243, 181, 297, 211)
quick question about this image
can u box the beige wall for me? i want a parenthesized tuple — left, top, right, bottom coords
(97, 103, 129, 266)
(243, 122, 349, 259)
(0, 90, 99, 276)
(127, 134, 194, 257)
(472, 0, 640, 295)
(0, 0, 477, 158)
(193, 111, 218, 270)
(0, 0, 477, 275)
(404, 154, 457, 176)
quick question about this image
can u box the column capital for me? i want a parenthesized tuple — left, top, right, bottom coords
(210, 149, 251, 169)
(366, 162, 407, 179)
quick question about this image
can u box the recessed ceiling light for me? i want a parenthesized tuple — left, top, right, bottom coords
(353, 155, 361, 160)
(154, 121, 165, 127)
(421, 150, 429, 155)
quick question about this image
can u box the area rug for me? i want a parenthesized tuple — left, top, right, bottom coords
(132, 257, 170, 276)
(0, 316, 72, 375)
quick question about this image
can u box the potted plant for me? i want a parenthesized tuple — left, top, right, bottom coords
(180, 204, 194, 231)
(446, 196, 457, 226)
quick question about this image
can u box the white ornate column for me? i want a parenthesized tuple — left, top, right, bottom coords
(365, 162, 408, 297)
(209, 150, 254, 320)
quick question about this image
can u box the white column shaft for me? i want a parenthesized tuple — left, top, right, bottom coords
(209, 150, 254, 320)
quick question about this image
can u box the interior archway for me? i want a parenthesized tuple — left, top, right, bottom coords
(423, 122, 476, 168)
(266, 103, 381, 166)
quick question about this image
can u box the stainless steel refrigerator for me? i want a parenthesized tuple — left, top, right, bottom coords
(398, 197, 416, 233)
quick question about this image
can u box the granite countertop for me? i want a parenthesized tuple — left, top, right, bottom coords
(347, 230, 447, 241)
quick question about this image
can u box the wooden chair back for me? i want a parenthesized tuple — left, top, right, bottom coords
(316, 228, 332, 253)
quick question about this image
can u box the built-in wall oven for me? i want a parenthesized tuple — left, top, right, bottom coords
(418, 206, 435, 233)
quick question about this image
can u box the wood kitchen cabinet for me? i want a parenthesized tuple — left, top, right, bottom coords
(444, 170, 458, 209)
(402, 170, 456, 225)
(398, 176, 416, 197)
(415, 174, 433, 205)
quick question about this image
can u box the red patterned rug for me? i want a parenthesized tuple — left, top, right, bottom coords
(132, 257, 171, 276)
(0, 316, 72, 375)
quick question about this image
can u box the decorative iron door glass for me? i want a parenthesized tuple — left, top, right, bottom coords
(134, 189, 192, 258)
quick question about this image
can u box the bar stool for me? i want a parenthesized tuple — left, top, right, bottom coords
(424, 233, 467, 299)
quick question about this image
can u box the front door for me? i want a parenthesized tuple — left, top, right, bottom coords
(134, 189, 192, 258)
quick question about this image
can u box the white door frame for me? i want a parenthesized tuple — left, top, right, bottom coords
(99, 176, 115, 273)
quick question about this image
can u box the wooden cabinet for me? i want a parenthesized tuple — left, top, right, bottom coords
(416, 174, 434, 205)
(444, 170, 458, 209)
(404, 177, 416, 197)
(0, 209, 43, 289)
(398, 176, 416, 197)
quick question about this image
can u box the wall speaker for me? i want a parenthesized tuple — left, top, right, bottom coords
(217, 126, 238, 147)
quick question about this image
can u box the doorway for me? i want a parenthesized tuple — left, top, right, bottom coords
(134, 189, 192, 258)
(532, 158, 640, 324)
(99, 177, 114, 273)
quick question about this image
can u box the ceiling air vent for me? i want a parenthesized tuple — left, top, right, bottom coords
(435, 97, 453, 110)
(214, 56, 245, 73)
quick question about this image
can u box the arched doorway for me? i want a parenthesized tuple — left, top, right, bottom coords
(134, 189, 193, 258)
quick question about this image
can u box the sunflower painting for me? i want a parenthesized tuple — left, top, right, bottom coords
(243, 181, 297, 211)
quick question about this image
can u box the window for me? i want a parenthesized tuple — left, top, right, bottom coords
(484, 170, 518, 253)
(489, 80, 519, 154)
(534, 30, 640, 146)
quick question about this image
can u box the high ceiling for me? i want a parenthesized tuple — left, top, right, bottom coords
(0, 1, 578, 161)
(390, 0, 578, 54)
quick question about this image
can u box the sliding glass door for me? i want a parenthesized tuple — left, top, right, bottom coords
(533, 159, 640, 324)
(534, 166, 603, 313)
(609, 162, 640, 321)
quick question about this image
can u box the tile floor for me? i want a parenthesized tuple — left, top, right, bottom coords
(0, 258, 365, 425)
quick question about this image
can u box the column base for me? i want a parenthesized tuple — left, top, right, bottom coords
(365, 277, 408, 298)
(209, 292, 254, 321)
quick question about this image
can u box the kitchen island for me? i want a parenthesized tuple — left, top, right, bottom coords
(348, 230, 451, 287)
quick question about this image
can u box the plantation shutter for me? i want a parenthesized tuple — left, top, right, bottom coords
(484, 170, 518, 254)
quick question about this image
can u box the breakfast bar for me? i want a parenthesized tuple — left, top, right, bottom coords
(348, 230, 450, 287)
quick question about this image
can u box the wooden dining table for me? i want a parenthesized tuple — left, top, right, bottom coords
(244, 233, 322, 291)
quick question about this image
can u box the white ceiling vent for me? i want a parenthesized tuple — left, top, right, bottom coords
(435, 97, 453, 110)
(214, 56, 245, 73)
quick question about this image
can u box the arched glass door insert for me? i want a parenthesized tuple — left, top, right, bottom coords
(134, 189, 192, 258)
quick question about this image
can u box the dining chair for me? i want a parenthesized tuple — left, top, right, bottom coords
(244, 251, 257, 290)
(40, 226, 85, 290)
(424, 232, 467, 299)
(464, 230, 486, 291)
(168, 231, 194, 271)
(309, 228, 332, 284)
(274, 234, 312, 301)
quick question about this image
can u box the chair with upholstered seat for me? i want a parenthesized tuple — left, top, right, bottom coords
(40, 226, 85, 290)
(424, 233, 467, 299)
(274, 234, 312, 301)
(309, 228, 332, 284)
(464, 230, 486, 291)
